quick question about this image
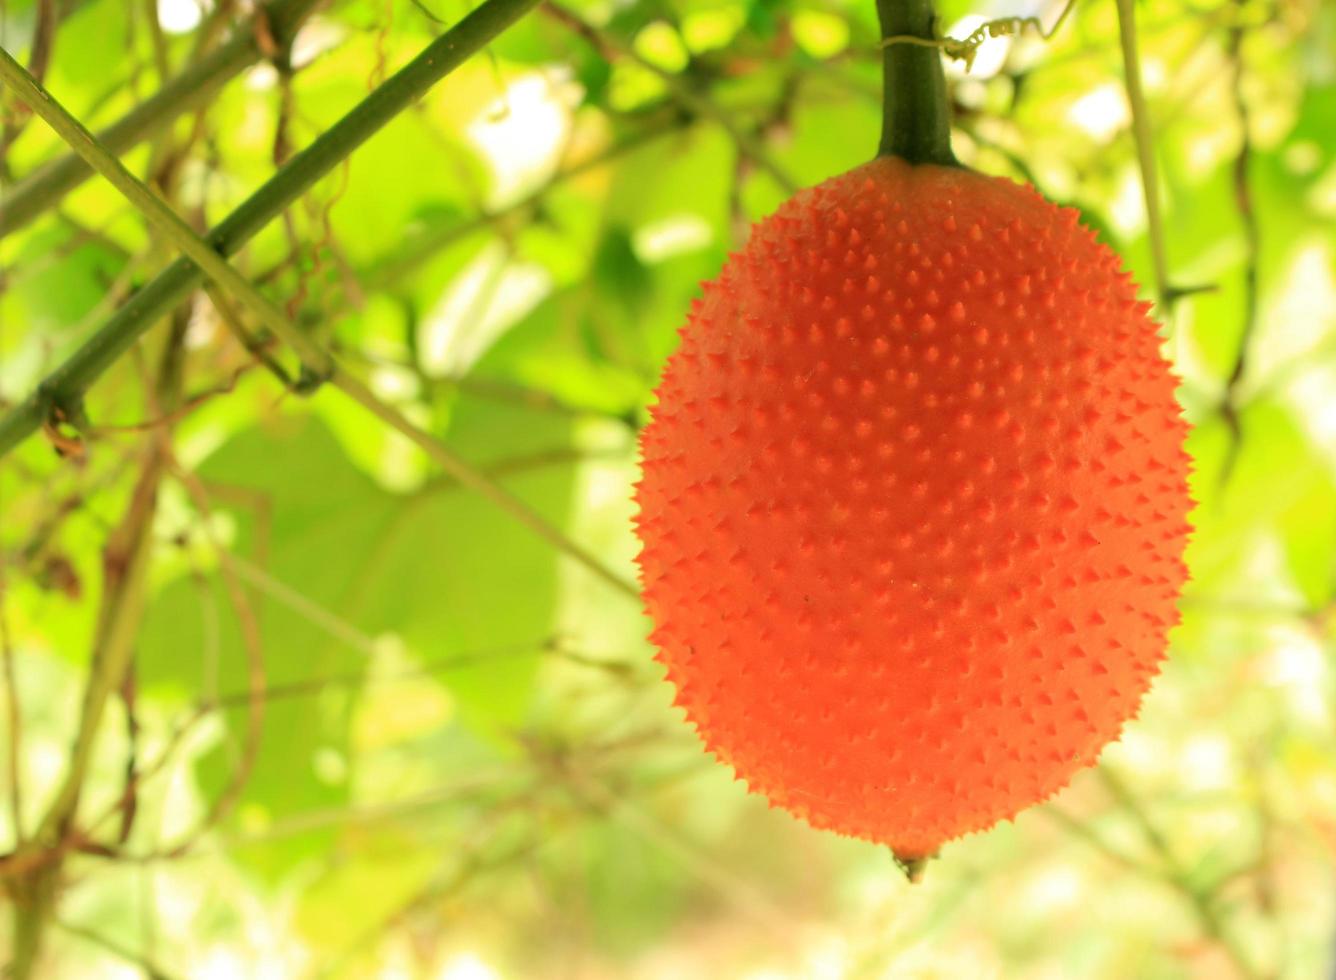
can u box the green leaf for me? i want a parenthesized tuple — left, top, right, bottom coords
(1185, 398, 1336, 607)
(358, 396, 576, 732)
(0, 223, 126, 335)
(137, 418, 395, 872)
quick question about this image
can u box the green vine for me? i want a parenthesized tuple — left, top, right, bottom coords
(0, 0, 541, 460)
(0, 37, 636, 602)
(0, 0, 322, 239)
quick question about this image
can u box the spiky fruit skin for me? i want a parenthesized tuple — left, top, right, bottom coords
(634, 157, 1191, 856)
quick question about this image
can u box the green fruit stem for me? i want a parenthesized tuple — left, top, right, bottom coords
(876, 0, 959, 166)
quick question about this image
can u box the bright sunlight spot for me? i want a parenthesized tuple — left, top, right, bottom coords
(1024, 864, 1085, 913)
(1310, 162, 1336, 216)
(467, 72, 579, 207)
(435, 952, 500, 980)
(419, 242, 551, 377)
(290, 18, 345, 69)
(1264, 624, 1328, 688)
(1252, 240, 1336, 383)
(1287, 365, 1336, 465)
(1067, 83, 1130, 142)
(1107, 165, 1147, 238)
(157, 0, 208, 34)
(1179, 734, 1234, 790)
(634, 214, 715, 263)
(1263, 623, 1330, 723)
(802, 937, 850, 979)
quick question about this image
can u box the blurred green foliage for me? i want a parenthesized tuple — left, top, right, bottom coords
(1, 0, 1334, 976)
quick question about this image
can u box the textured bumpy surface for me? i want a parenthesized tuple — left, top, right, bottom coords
(634, 157, 1191, 856)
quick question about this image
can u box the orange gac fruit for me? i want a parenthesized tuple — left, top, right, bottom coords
(633, 157, 1191, 858)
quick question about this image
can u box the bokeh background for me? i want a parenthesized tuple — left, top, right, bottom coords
(1, 0, 1334, 976)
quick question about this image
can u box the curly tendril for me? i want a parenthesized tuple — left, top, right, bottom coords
(881, 0, 1080, 73)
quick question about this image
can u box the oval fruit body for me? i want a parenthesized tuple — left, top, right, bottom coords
(634, 156, 1191, 856)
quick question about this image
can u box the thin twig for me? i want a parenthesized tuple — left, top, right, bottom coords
(76, 602, 647, 866)
(227, 553, 382, 656)
(88, 362, 259, 436)
(80, 710, 211, 856)
(0, 211, 126, 291)
(542, 2, 798, 194)
(37, 461, 161, 840)
(154, 458, 267, 859)
(79, 636, 630, 863)
(407, 0, 446, 24)
(1113, 0, 1170, 307)
(2, 281, 194, 978)
(364, 118, 681, 287)
(207, 637, 556, 709)
(0, 0, 545, 460)
(560, 764, 798, 936)
(204, 283, 295, 387)
(0, 0, 322, 238)
(317, 831, 538, 978)
(337, 372, 638, 597)
(5, 442, 163, 978)
(143, 0, 171, 84)
(206, 446, 613, 657)
(0, 0, 56, 158)
(0, 558, 23, 845)
(0, 15, 637, 599)
(116, 661, 140, 845)
(55, 917, 180, 980)
(1098, 767, 1263, 979)
(164, 772, 519, 853)
(1217, 5, 1260, 488)
(1041, 803, 1160, 876)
